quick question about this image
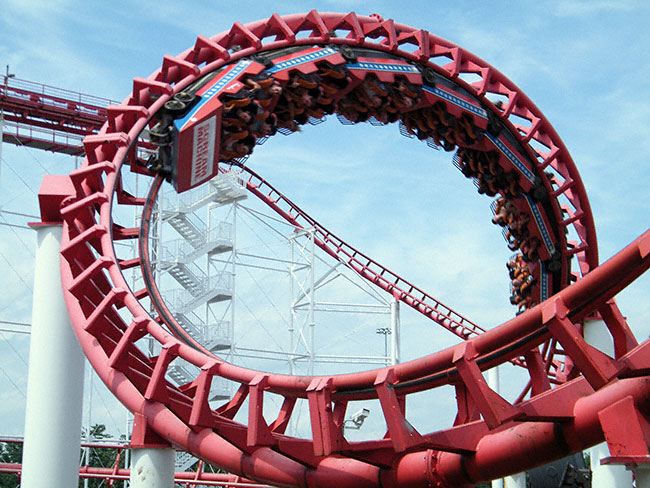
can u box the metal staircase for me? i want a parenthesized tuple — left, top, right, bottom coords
(164, 212, 206, 249)
(157, 172, 247, 402)
(175, 450, 196, 472)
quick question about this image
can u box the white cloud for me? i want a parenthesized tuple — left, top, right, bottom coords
(2, 1, 650, 464)
(553, 0, 642, 16)
(3, 0, 72, 18)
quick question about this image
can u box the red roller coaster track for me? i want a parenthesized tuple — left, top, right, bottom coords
(0, 437, 267, 487)
(0, 76, 115, 155)
(46, 10, 650, 487)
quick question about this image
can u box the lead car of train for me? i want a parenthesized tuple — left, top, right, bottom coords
(143, 43, 565, 316)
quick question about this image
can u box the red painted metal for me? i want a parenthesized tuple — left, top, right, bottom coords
(49, 10, 650, 487)
(0, 463, 266, 487)
(0, 76, 115, 155)
(139, 169, 483, 358)
(0, 437, 271, 486)
(1, 119, 86, 156)
(229, 166, 485, 338)
(0, 76, 112, 132)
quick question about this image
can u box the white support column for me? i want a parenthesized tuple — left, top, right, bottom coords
(487, 366, 504, 488)
(22, 224, 85, 488)
(289, 229, 296, 375)
(487, 366, 499, 398)
(485, 369, 525, 487)
(589, 443, 632, 487)
(230, 202, 237, 361)
(636, 466, 650, 488)
(390, 298, 400, 365)
(584, 318, 634, 488)
(124, 411, 132, 488)
(83, 363, 92, 488)
(503, 472, 526, 487)
(491, 476, 504, 488)
(308, 229, 315, 375)
(129, 448, 175, 488)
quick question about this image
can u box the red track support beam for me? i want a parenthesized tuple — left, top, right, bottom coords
(523, 349, 552, 396)
(130, 413, 171, 449)
(37, 174, 76, 224)
(247, 375, 275, 447)
(599, 396, 650, 461)
(307, 378, 346, 456)
(375, 369, 423, 452)
(53, 11, 650, 487)
(189, 360, 220, 428)
(144, 342, 180, 402)
(268, 397, 296, 434)
(598, 299, 638, 358)
(452, 342, 519, 429)
(542, 298, 620, 389)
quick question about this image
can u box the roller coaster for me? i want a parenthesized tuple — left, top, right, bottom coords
(19, 10, 650, 487)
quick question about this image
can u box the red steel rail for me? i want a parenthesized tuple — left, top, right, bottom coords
(0, 71, 483, 339)
(0, 464, 268, 487)
(0, 76, 115, 155)
(233, 165, 485, 338)
(0, 437, 269, 487)
(45, 10, 650, 487)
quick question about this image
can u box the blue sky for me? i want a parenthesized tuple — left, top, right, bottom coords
(1, 0, 650, 443)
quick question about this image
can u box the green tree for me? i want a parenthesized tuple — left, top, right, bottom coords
(79, 424, 126, 488)
(0, 426, 129, 488)
(0, 441, 22, 488)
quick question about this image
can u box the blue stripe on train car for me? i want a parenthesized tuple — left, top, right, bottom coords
(540, 262, 549, 301)
(347, 61, 421, 74)
(486, 133, 536, 185)
(267, 47, 338, 73)
(177, 60, 253, 130)
(422, 85, 488, 120)
(524, 194, 556, 255)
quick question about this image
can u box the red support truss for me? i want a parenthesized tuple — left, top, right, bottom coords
(0, 76, 115, 155)
(10, 10, 650, 488)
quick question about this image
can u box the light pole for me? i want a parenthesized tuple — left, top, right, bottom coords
(376, 327, 391, 365)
